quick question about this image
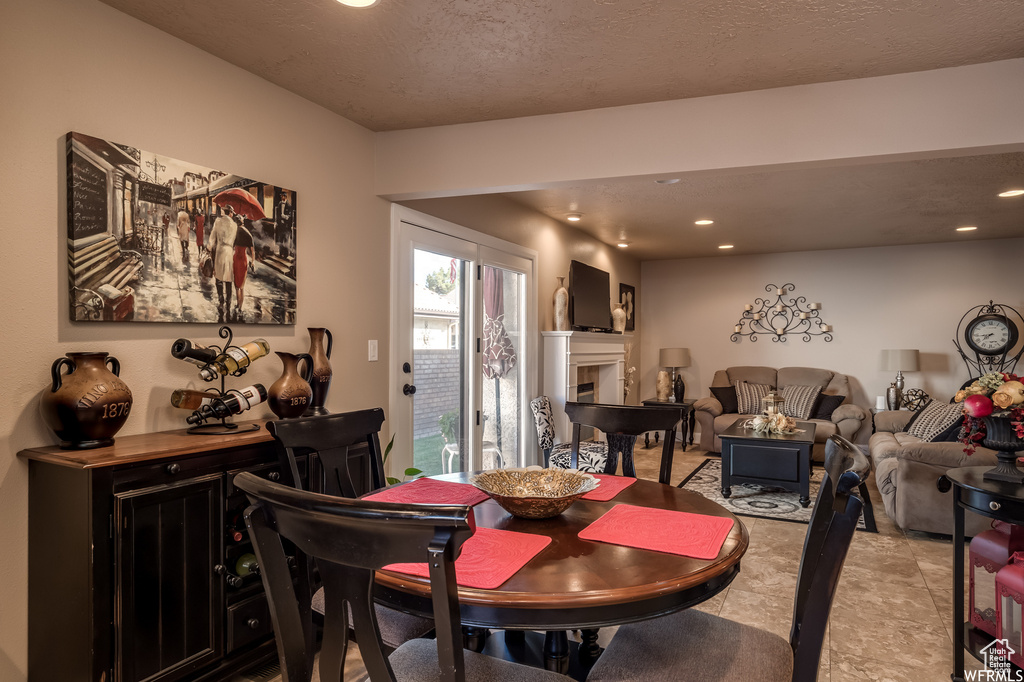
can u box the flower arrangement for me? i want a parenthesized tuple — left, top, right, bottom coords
(744, 412, 803, 435)
(955, 372, 1024, 454)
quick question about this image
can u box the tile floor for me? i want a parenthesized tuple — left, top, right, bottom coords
(241, 443, 986, 682)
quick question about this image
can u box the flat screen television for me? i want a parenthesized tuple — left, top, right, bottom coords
(568, 260, 612, 332)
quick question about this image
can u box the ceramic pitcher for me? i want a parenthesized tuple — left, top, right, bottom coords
(268, 352, 314, 419)
(304, 327, 333, 416)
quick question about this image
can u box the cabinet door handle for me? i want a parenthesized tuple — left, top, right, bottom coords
(990, 501, 1002, 511)
(267, 471, 280, 482)
(247, 618, 260, 629)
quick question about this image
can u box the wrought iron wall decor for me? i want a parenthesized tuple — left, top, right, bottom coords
(953, 301, 1022, 377)
(731, 283, 833, 343)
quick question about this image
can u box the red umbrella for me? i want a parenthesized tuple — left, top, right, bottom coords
(213, 188, 265, 220)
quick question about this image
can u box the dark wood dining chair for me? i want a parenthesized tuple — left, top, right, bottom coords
(266, 410, 433, 653)
(563, 401, 683, 484)
(585, 434, 870, 682)
(234, 472, 572, 682)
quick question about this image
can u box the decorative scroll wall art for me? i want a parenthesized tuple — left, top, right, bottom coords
(731, 283, 833, 343)
(66, 131, 297, 325)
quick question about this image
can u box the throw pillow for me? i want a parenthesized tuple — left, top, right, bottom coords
(710, 386, 739, 414)
(734, 381, 772, 415)
(781, 384, 822, 420)
(813, 394, 846, 420)
(905, 400, 965, 442)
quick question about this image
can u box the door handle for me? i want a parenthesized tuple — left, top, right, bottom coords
(403, 383, 417, 396)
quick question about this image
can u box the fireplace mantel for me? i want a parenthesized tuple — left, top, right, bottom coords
(541, 331, 628, 445)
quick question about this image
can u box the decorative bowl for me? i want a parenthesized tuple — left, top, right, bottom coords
(470, 466, 599, 519)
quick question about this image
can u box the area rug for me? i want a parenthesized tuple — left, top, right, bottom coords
(678, 458, 875, 532)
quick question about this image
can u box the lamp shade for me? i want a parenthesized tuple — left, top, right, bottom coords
(659, 347, 691, 368)
(882, 349, 920, 372)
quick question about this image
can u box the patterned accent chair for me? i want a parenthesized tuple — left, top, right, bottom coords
(530, 396, 607, 473)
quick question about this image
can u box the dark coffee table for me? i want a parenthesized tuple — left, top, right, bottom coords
(719, 418, 816, 507)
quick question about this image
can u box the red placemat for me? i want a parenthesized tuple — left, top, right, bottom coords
(363, 478, 489, 506)
(578, 504, 734, 560)
(383, 527, 551, 589)
(581, 474, 637, 501)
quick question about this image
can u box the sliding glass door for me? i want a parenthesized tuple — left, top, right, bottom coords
(390, 209, 536, 478)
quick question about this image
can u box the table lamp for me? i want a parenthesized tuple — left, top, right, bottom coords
(882, 349, 919, 411)
(659, 348, 691, 403)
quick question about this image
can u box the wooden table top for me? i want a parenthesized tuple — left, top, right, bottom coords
(720, 418, 816, 444)
(374, 473, 749, 630)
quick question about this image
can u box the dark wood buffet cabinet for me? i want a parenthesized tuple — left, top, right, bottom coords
(18, 420, 330, 682)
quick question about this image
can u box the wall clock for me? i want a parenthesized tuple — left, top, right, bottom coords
(953, 301, 1023, 378)
(965, 313, 1019, 355)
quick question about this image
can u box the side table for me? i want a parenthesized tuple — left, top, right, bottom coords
(943, 467, 1024, 681)
(641, 398, 695, 448)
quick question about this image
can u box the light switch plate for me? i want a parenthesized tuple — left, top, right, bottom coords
(368, 339, 378, 362)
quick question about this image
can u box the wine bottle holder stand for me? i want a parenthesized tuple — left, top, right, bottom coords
(176, 326, 262, 435)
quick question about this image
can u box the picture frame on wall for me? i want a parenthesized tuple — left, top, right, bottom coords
(619, 283, 635, 332)
(66, 131, 297, 324)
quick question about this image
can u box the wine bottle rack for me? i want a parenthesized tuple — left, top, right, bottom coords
(174, 325, 263, 435)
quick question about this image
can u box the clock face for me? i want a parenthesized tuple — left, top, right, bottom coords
(966, 314, 1018, 355)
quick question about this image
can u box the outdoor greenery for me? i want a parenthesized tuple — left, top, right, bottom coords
(425, 267, 456, 295)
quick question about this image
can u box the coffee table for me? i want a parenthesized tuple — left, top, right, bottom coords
(719, 418, 816, 507)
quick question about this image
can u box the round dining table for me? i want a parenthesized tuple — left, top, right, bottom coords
(372, 472, 749, 673)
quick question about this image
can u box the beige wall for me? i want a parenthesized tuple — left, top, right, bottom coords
(400, 195, 644, 403)
(0, 1, 391, 678)
(640, 238, 1024, 441)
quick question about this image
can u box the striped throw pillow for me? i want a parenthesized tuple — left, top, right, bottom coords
(734, 381, 772, 415)
(781, 384, 822, 420)
(906, 400, 965, 442)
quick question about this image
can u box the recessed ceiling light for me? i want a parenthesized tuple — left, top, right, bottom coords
(656, 178, 680, 185)
(566, 213, 583, 222)
(695, 219, 714, 226)
(956, 226, 978, 232)
(617, 242, 629, 248)
(718, 244, 734, 249)
(337, 0, 380, 6)
(998, 189, 1024, 197)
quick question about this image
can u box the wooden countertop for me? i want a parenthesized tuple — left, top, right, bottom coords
(17, 420, 273, 469)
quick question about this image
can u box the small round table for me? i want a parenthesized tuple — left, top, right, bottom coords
(373, 474, 749, 673)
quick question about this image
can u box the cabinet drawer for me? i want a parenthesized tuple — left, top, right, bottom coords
(114, 444, 274, 491)
(227, 593, 274, 653)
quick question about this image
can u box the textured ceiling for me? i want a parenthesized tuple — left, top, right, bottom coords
(98, 0, 1024, 257)
(98, 0, 1024, 132)
(496, 152, 1024, 260)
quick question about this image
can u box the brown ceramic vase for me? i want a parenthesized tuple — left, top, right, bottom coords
(268, 352, 314, 419)
(40, 352, 133, 449)
(303, 327, 333, 416)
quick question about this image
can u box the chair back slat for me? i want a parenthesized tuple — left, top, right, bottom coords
(236, 472, 474, 682)
(789, 435, 869, 682)
(564, 402, 681, 483)
(267, 409, 388, 496)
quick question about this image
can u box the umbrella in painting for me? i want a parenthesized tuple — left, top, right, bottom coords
(483, 266, 518, 451)
(213, 188, 265, 221)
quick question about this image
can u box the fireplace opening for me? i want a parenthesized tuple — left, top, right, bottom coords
(576, 382, 596, 441)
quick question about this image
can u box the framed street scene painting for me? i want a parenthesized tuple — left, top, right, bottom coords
(619, 283, 635, 332)
(66, 131, 297, 324)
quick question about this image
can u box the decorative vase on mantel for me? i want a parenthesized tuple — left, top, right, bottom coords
(268, 352, 314, 419)
(40, 351, 133, 449)
(982, 416, 1024, 484)
(304, 327, 333, 416)
(611, 302, 626, 333)
(553, 276, 569, 331)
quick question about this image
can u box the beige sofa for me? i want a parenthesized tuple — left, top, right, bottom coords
(693, 366, 868, 461)
(870, 410, 997, 536)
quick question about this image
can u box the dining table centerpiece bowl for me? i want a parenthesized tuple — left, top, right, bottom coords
(470, 466, 599, 519)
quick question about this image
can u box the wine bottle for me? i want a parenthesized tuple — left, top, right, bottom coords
(235, 553, 259, 577)
(198, 339, 271, 380)
(170, 338, 219, 367)
(186, 384, 268, 425)
(170, 388, 218, 410)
